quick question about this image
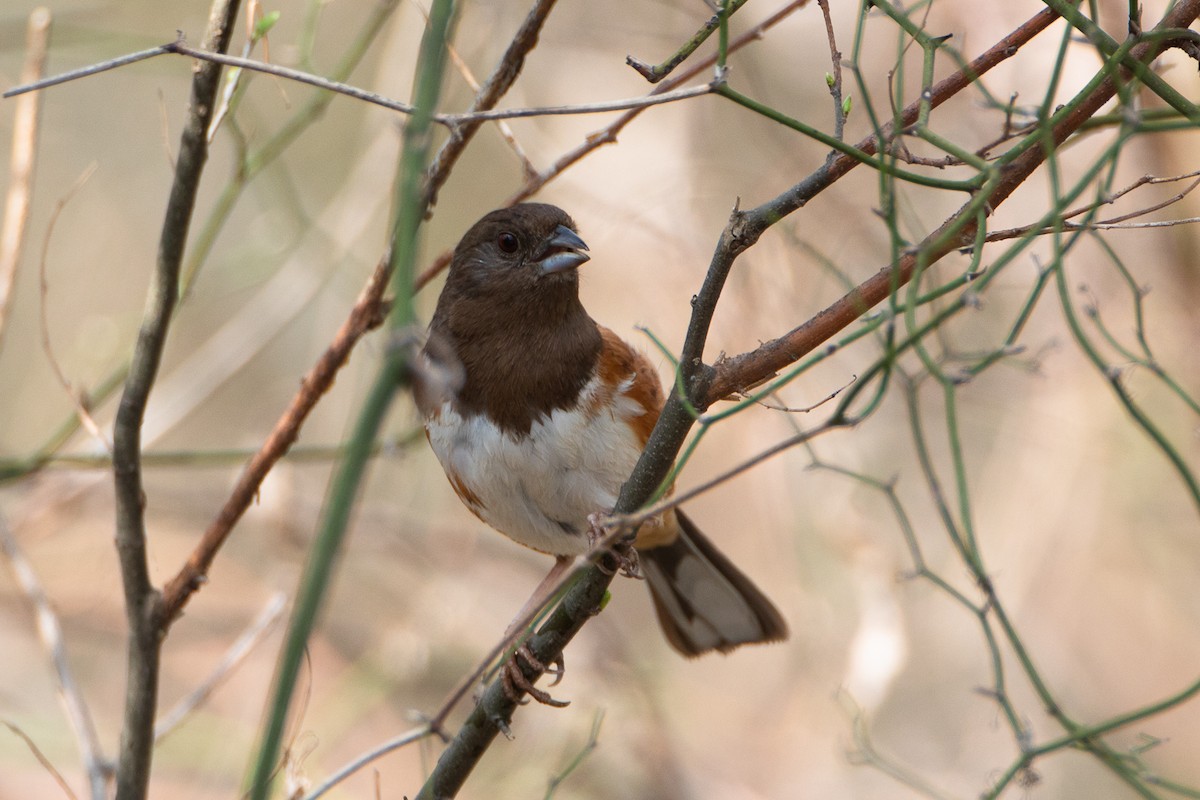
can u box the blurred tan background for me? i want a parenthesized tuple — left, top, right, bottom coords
(2, 1, 1199, 798)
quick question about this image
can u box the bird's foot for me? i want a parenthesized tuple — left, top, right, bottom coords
(500, 644, 569, 708)
(586, 513, 640, 578)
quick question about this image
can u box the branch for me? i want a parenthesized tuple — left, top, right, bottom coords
(0, 8, 50, 353)
(1, 515, 108, 800)
(110, 1, 242, 798)
(5, 37, 718, 130)
(625, 0, 755, 83)
(427, 0, 576, 208)
(158, 261, 389, 623)
(153, 592, 286, 741)
(2, 720, 79, 800)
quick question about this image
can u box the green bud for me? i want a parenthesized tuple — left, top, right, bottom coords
(254, 10, 281, 39)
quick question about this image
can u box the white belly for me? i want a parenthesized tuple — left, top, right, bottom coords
(425, 374, 645, 556)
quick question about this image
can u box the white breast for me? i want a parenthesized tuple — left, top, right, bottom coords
(425, 373, 645, 556)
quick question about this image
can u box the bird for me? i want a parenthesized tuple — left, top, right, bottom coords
(416, 203, 787, 674)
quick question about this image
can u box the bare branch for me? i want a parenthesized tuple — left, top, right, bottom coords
(609, 425, 828, 531)
(702, 3, 1073, 403)
(980, 170, 1200, 244)
(110, 2, 243, 797)
(301, 726, 433, 800)
(158, 260, 390, 624)
(0, 7, 51, 353)
(2, 44, 171, 99)
(2, 720, 80, 800)
(7, 36, 717, 133)
(1, 516, 108, 800)
(154, 592, 287, 742)
(626, 0, 757, 83)
(37, 165, 110, 452)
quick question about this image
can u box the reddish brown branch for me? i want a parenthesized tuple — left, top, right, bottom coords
(159, 264, 389, 622)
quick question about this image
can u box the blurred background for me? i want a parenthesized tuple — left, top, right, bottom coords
(1, 1, 1199, 797)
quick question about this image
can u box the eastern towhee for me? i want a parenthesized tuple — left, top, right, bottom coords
(417, 203, 787, 664)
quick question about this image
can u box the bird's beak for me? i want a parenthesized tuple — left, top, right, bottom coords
(537, 225, 590, 275)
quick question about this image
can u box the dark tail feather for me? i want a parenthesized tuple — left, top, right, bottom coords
(639, 510, 788, 657)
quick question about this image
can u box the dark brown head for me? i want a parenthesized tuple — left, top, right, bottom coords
(426, 204, 603, 434)
(443, 203, 590, 302)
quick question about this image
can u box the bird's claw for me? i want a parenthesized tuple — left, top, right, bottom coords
(586, 513, 641, 578)
(500, 644, 569, 707)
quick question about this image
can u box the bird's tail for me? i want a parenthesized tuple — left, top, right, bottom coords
(639, 510, 788, 657)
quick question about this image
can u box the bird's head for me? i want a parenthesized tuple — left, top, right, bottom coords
(446, 203, 590, 298)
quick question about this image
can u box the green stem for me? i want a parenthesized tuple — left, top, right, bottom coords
(244, 2, 455, 797)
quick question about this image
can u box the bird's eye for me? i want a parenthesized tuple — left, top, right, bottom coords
(497, 232, 519, 254)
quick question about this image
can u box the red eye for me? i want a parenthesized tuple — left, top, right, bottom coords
(497, 232, 519, 254)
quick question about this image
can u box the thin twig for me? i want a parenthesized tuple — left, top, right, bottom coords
(610, 426, 827, 531)
(1, 516, 108, 800)
(817, 0, 848, 157)
(1061, 170, 1200, 223)
(154, 592, 287, 741)
(1, 44, 171, 98)
(37, 164, 110, 452)
(440, 26, 537, 179)
(434, 83, 716, 124)
(6, 37, 717, 130)
(0, 7, 51, 353)
(625, 0, 755, 83)
(982, 214, 1200, 243)
(301, 726, 432, 800)
(543, 710, 605, 799)
(425, 0, 562, 208)
(2, 720, 80, 800)
(978, 171, 1200, 244)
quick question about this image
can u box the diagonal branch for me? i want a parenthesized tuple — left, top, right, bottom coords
(1, 515, 108, 800)
(625, 0, 755, 83)
(425, 0, 559, 208)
